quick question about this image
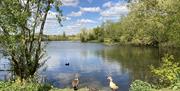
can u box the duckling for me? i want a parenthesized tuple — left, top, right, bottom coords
(72, 74, 79, 90)
(107, 76, 119, 91)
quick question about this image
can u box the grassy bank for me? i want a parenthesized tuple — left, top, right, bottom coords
(0, 80, 90, 91)
(0, 80, 179, 91)
(130, 80, 180, 91)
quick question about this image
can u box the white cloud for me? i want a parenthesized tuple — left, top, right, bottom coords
(61, 0, 79, 6)
(77, 19, 96, 24)
(67, 24, 81, 29)
(63, 24, 82, 34)
(80, 7, 101, 12)
(102, 1, 113, 8)
(47, 11, 59, 18)
(65, 19, 95, 29)
(99, 16, 120, 22)
(100, 3, 129, 17)
(65, 17, 71, 20)
(62, 16, 71, 21)
(68, 11, 82, 17)
(62, 19, 96, 34)
(67, 7, 101, 17)
(42, 11, 62, 35)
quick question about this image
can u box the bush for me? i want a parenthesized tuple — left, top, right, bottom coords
(130, 55, 180, 91)
(0, 79, 90, 91)
(130, 80, 153, 91)
(150, 54, 180, 87)
(0, 78, 51, 91)
(171, 82, 180, 90)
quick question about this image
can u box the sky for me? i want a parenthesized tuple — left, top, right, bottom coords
(44, 0, 130, 35)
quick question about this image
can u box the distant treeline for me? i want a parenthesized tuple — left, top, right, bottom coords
(0, 34, 79, 41)
(42, 34, 79, 41)
(79, 0, 180, 47)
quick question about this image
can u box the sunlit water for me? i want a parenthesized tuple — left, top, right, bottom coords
(1, 41, 180, 91)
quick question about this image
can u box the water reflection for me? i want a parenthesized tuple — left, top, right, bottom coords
(44, 42, 131, 91)
(1, 41, 180, 91)
(0, 51, 11, 81)
(98, 46, 161, 81)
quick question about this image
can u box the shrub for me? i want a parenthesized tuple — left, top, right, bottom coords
(171, 82, 180, 90)
(130, 80, 153, 91)
(150, 54, 180, 87)
(0, 78, 51, 91)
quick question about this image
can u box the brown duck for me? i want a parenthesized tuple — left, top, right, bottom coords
(72, 74, 79, 90)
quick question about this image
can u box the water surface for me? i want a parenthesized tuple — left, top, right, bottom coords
(43, 41, 161, 91)
(1, 41, 180, 91)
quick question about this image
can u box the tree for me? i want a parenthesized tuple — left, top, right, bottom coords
(80, 28, 88, 42)
(63, 31, 66, 40)
(0, 0, 62, 80)
(129, 0, 180, 46)
(93, 26, 104, 42)
(77, 0, 180, 47)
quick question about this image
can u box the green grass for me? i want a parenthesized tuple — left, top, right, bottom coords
(1, 80, 179, 91)
(0, 80, 98, 91)
(50, 88, 90, 91)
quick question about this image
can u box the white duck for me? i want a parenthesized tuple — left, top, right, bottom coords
(107, 76, 119, 91)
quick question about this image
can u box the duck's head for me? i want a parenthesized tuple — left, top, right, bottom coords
(107, 76, 113, 81)
(74, 78, 78, 80)
(75, 73, 79, 79)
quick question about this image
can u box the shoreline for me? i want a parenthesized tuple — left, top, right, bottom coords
(46, 40, 180, 49)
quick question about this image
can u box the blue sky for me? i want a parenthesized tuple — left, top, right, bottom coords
(44, 0, 129, 35)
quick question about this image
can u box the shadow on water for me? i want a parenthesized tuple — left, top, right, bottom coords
(96, 45, 161, 82)
(96, 45, 180, 86)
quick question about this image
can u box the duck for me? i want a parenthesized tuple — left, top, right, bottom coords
(65, 62, 69, 66)
(72, 74, 79, 90)
(107, 76, 119, 91)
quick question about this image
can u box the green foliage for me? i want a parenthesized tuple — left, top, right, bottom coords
(150, 54, 180, 87)
(130, 80, 180, 91)
(170, 82, 180, 91)
(43, 34, 79, 41)
(80, 29, 89, 42)
(63, 32, 66, 39)
(0, 80, 91, 91)
(46, 35, 67, 41)
(130, 54, 180, 91)
(50, 88, 90, 91)
(0, 79, 51, 91)
(130, 80, 153, 91)
(78, 0, 180, 47)
(79, 26, 104, 42)
(0, 0, 62, 80)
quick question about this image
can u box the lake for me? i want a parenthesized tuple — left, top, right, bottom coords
(0, 41, 180, 91)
